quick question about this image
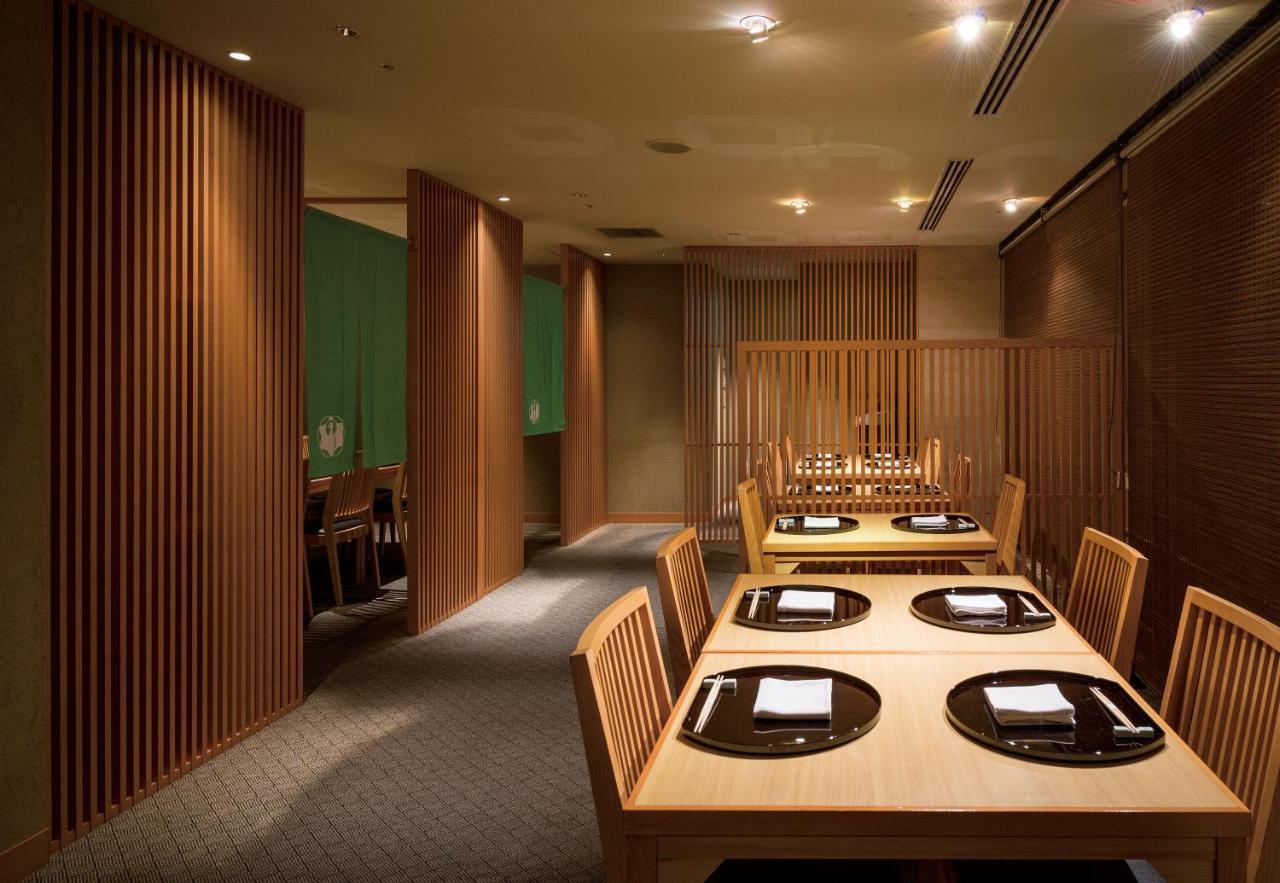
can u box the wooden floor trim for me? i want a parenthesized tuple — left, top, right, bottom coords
(0, 828, 50, 883)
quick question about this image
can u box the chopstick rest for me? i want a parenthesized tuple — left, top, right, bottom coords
(701, 677, 737, 692)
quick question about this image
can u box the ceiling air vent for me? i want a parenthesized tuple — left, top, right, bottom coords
(973, 0, 1065, 115)
(597, 227, 665, 239)
(918, 159, 973, 232)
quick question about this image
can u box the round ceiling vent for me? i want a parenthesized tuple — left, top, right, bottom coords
(646, 139, 692, 155)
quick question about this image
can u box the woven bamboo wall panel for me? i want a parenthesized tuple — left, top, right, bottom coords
(1004, 167, 1122, 338)
(1124, 35, 1280, 689)
(406, 172, 523, 634)
(560, 245, 606, 545)
(737, 339, 1120, 603)
(49, 0, 303, 845)
(684, 246, 917, 543)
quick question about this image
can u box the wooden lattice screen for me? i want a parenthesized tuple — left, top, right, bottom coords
(733, 339, 1121, 605)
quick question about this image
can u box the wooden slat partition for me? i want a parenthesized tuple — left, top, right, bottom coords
(560, 245, 606, 545)
(405, 172, 523, 634)
(48, 0, 303, 846)
(684, 246, 918, 544)
(736, 339, 1120, 605)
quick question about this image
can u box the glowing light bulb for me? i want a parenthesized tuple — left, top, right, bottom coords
(789, 200, 812, 215)
(228, 51, 252, 62)
(953, 12, 987, 43)
(1168, 9, 1203, 41)
(740, 15, 778, 43)
(1003, 198, 1022, 214)
(896, 199, 914, 212)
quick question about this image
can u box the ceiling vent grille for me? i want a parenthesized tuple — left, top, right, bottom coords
(974, 0, 1065, 115)
(918, 159, 973, 231)
(597, 227, 664, 239)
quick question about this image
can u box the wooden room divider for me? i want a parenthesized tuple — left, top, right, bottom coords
(728, 338, 1121, 603)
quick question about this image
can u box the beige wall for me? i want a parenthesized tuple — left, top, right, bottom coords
(0, 0, 50, 865)
(918, 245, 1002, 339)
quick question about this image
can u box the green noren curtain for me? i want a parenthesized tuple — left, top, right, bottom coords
(305, 208, 408, 477)
(523, 274, 565, 435)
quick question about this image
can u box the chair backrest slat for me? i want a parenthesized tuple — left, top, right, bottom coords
(1161, 587, 1280, 883)
(655, 528, 714, 693)
(990, 474, 1026, 576)
(919, 437, 942, 486)
(1063, 528, 1149, 678)
(949, 455, 972, 512)
(571, 589, 672, 882)
(324, 466, 378, 523)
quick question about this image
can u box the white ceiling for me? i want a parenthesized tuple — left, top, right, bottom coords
(95, 0, 1262, 263)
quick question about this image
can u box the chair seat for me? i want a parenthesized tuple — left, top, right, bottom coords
(304, 515, 366, 536)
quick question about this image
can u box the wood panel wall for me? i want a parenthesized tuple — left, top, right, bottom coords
(560, 245, 607, 545)
(737, 338, 1121, 604)
(48, 0, 303, 847)
(406, 172, 523, 634)
(684, 246, 918, 543)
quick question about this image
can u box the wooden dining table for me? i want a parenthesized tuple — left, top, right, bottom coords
(761, 512, 999, 573)
(793, 453, 923, 482)
(622, 572, 1250, 882)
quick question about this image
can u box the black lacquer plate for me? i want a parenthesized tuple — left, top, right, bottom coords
(910, 587, 1056, 634)
(945, 669, 1165, 765)
(890, 513, 979, 533)
(734, 585, 871, 631)
(681, 665, 881, 756)
(775, 514, 859, 535)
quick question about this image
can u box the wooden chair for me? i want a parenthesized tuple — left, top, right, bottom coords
(373, 462, 409, 560)
(948, 455, 973, 512)
(1161, 587, 1280, 883)
(737, 477, 798, 576)
(655, 528, 715, 693)
(303, 465, 381, 607)
(1063, 528, 1149, 679)
(782, 434, 798, 487)
(987, 474, 1026, 576)
(570, 588, 672, 883)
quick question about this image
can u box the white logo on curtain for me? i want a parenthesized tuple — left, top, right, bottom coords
(317, 415, 345, 457)
(529, 399, 541, 425)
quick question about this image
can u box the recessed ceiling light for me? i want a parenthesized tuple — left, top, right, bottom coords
(1003, 197, 1022, 213)
(896, 198, 914, 212)
(334, 25, 362, 38)
(497, 196, 511, 203)
(789, 199, 812, 215)
(1167, 9, 1203, 40)
(603, 252, 613, 257)
(647, 139, 692, 154)
(953, 12, 987, 43)
(740, 15, 778, 43)
(379, 62, 396, 71)
(227, 51, 252, 62)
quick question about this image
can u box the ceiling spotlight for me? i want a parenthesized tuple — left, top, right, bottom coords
(1003, 197, 1022, 213)
(227, 51, 252, 62)
(953, 12, 987, 43)
(333, 25, 362, 38)
(497, 196, 511, 202)
(1167, 9, 1203, 40)
(896, 198, 914, 212)
(603, 252, 613, 257)
(789, 199, 812, 215)
(379, 62, 396, 71)
(740, 15, 778, 43)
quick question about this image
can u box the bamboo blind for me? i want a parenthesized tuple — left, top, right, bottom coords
(406, 172, 524, 635)
(49, 0, 304, 845)
(560, 245, 607, 545)
(736, 339, 1120, 603)
(684, 246, 918, 544)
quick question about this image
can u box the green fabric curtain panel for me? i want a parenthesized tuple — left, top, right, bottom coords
(523, 274, 565, 435)
(305, 208, 408, 477)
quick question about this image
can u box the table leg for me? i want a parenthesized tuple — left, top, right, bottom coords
(1215, 837, 1247, 883)
(983, 552, 998, 575)
(626, 835, 658, 882)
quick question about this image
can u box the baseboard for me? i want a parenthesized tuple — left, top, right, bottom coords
(607, 512, 685, 523)
(523, 512, 559, 523)
(0, 828, 49, 883)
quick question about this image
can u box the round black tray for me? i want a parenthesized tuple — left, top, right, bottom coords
(775, 514, 859, 535)
(910, 587, 1056, 633)
(945, 669, 1166, 765)
(890, 514, 979, 533)
(734, 585, 871, 631)
(681, 665, 881, 756)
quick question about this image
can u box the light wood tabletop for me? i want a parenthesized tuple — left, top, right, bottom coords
(704, 574, 1094, 655)
(792, 454, 923, 482)
(761, 511, 998, 572)
(623, 651, 1249, 882)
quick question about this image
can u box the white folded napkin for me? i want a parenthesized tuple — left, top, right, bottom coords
(910, 514, 949, 527)
(984, 684, 1076, 727)
(777, 590, 836, 616)
(803, 515, 841, 530)
(753, 678, 833, 720)
(945, 593, 1008, 618)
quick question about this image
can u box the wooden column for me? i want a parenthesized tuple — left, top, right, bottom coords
(405, 172, 523, 634)
(560, 245, 607, 545)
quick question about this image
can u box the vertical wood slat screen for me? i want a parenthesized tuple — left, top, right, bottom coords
(560, 245, 606, 545)
(49, 0, 303, 846)
(684, 246, 918, 543)
(737, 339, 1120, 605)
(1002, 166, 1122, 338)
(406, 171, 523, 634)
(1124, 34, 1280, 689)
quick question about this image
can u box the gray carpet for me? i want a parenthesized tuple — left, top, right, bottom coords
(29, 524, 1162, 883)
